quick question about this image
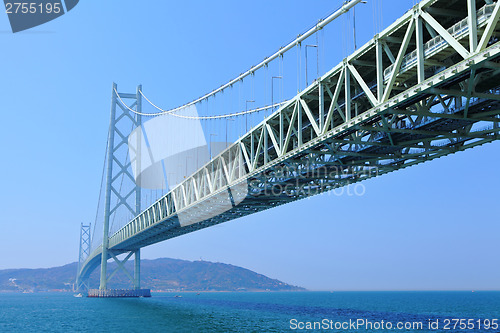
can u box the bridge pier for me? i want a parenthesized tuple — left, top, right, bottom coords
(88, 288, 151, 298)
(134, 249, 140, 290)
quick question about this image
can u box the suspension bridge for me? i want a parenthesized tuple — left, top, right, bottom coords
(76, 0, 500, 296)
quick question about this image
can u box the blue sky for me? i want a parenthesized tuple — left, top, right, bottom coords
(0, 0, 498, 291)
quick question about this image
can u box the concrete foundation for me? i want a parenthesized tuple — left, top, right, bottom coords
(88, 289, 151, 298)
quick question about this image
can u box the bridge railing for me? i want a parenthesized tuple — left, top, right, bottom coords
(384, 3, 497, 81)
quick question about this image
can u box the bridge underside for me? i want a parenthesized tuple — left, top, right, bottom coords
(79, 0, 500, 283)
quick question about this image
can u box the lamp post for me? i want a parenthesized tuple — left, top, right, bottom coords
(305, 44, 318, 86)
(352, 1, 367, 51)
(225, 118, 235, 148)
(209, 133, 217, 159)
(271, 76, 282, 115)
(185, 156, 192, 179)
(245, 100, 255, 132)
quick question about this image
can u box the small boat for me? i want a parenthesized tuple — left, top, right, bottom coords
(74, 293, 83, 298)
(174, 295, 182, 298)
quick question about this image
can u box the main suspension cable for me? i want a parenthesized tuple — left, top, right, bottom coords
(114, 87, 288, 119)
(112, 0, 361, 119)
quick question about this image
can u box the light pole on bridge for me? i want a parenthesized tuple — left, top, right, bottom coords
(271, 76, 282, 116)
(209, 133, 217, 159)
(246, 100, 255, 132)
(305, 44, 318, 87)
(226, 118, 235, 148)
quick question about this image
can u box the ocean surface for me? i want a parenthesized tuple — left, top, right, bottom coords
(0, 291, 499, 332)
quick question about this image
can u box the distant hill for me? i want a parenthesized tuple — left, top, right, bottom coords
(0, 258, 305, 292)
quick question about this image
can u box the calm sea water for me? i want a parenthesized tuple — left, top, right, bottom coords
(0, 291, 498, 332)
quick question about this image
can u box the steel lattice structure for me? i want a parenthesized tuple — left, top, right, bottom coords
(77, 0, 500, 288)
